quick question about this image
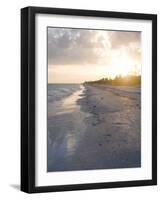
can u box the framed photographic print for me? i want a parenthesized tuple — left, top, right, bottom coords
(21, 6, 157, 193)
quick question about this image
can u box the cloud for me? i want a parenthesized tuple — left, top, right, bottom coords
(108, 31, 141, 49)
(48, 28, 141, 67)
(48, 28, 111, 66)
(108, 31, 141, 64)
(127, 46, 141, 63)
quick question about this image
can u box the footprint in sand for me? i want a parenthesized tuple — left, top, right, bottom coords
(106, 134, 111, 137)
(113, 122, 128, 126)
(92, 123, 97, 126)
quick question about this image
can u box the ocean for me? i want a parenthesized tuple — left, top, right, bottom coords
(48, 84, 81, 103)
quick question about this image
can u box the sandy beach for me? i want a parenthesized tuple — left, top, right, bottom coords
(47, 84, 141, 172)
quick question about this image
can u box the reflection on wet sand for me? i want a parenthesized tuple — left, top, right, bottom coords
(48, 85, 91, 171)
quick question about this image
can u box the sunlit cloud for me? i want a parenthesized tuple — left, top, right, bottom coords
(48, 28, 141, 83)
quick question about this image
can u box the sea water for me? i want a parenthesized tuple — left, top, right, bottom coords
(48, 84, 81, 103)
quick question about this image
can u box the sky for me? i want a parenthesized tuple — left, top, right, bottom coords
(48, 27, 141, 83)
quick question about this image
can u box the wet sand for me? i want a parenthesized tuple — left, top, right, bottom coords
(47, 84, 141, 172)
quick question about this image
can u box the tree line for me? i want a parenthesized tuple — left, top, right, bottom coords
(85, 75, 141, 86)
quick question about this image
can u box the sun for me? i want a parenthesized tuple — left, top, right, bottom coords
(108, 54, 134, 78)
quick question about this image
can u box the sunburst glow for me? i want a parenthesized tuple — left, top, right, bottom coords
(48, 28, 141, 83)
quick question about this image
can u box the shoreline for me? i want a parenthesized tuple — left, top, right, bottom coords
(48, 83, 141, 172)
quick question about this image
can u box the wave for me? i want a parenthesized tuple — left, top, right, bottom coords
(48, 84, 81, 103)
